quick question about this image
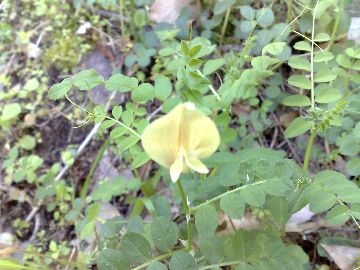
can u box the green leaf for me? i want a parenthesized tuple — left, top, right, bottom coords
(251, 56, 279, 70)
(189, 45, 202, 58)
(240, 185, 265, 207)
(315, 87, 342, 103)
(105, 74, 139, 92)
(235, 262, 256, 270)
(266, 196, 290, 225)
(122, 232, 151, 265)
(288, 57, 311, 71)
(154, 75, 172, 101)
(285, 117, 313, 138)
(240, 6, 256, 20)
(256, 7, 274, 28)
(117, 135, 140, 151)
(288, 75, 311, 89)
(112, 106, 123, 120)
(346, 157, 360, 176)
(134, 9, 147, 27)
(169, 251, 198, 270)
(336, 54, 352, 69)
(326, 205, 350, 225)
(91, 177, 127, 202)
(283, 95, 311, 107)
(293, 41, 311, 52)
(198, 234, 224, 263)
(86, 203, 100, 221)
(147, 262, 167, 270)
(345, 48, 360, 59)
(314, 33, 330, 42)
(97, 248, 130, 270)
(195, 204, 218, 236)
(262, 42, 286, 56)
(314, 68, 337, 83)
(180, 40, 189, 56)
(151, 217, 179, 252)
(313, 51, 334, 62)
(73, 69, 104, 90)
(48, 78, 73, 100)
(309, 186, 336, 213)
(17, 135, 36, 150)
(131, 83, 155, 103)
(100, 119, 116, 130)
(1, 103, 21, 121)
(203, 58, 225, 75)
(220, 192, 245, 219)
(213, 0, 236, 15)
(132, 152, 150, 169)
(110, 126, 127, 139)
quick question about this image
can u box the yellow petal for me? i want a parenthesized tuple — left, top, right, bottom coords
(184, 152, 209, 174)
(141, 104, 183, 168)
(170, 155, 183, 182)
(141, 102, 220, 180)
(180, 103, 220, 159)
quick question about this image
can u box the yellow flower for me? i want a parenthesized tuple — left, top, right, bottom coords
(141, 102, 220, 182)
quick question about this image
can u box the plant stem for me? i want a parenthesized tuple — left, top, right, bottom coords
(80, 138, 110, 200)
(105, 116, 141, 138)
(131, 251, 175, 270)
(326, 0, 344, 50)
(199, 260, 243, 270)
(119, 0, 126, 38)
(302, 126, 319, 173)
(176, 180, 192, 251)
(189, 180, 269, 214)
(220, 7, 231, 46)
(129, 0, 138, 42)
(287, 0, 293, 23)
(310, 0, 319, 109)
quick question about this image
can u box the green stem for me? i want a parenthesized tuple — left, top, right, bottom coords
(220, 7, 231, 46)
(199, 260, 243, 270)
(129, 0, 138, 42)
(119, 0, 126, 38)
(189, 180, 269, 214)
(80, 139, 110, 200)
(310, 0, 319, 110)
(287, 0, 293, 23)
(326, 0, 344, 50)
(302, 126, 319, 173)
(105, 116, 141, 138)
(131, 251, 176, 270)
(176, 180, 192, 251)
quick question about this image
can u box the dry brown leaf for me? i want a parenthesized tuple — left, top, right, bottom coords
(321, 244, 360, 270)
(149, 0, 195, 24)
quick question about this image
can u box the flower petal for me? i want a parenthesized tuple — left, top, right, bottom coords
(180, 103, 220, 159)
(170, 156, 183, 182)
(141, 105, 183, 168)
(184, 153, 209, 174)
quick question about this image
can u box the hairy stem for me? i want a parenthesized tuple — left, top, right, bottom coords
(189, 180, 269, 214)
(176, 180, 192, 251)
